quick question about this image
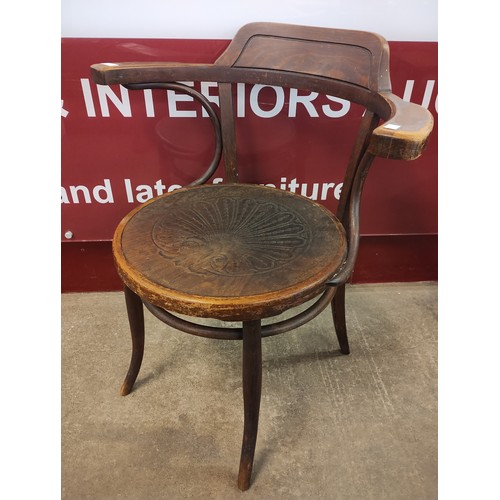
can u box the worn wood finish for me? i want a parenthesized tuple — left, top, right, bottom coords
(120, 285, 145, 396)
(218, 82, 238, 183)
(369, 92, 434, 160)
(238, 319, 262, 491)
(216, 22, 390, 91)
(91, 24, 432, 161)
(326, 151, 376, 287)
(336, 111, 379, 224)
(113, 184, 347, 320)
(332, 284, 350, 355)
(90, 22, 434, 490)
(142, 286, 337, 342)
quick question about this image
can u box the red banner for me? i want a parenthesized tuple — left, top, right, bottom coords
(62, 38, 437, 242)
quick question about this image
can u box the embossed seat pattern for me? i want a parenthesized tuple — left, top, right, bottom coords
(117, 184, 346, 302)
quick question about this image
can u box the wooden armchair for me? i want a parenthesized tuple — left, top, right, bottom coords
(91, 22, 433, 490)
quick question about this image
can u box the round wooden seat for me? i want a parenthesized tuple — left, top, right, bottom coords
(113, 184, 347, 321)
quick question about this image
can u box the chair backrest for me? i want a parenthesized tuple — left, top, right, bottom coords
(215, 22, 391, 92)
(90, 22, 433, 284)
(212, 22, 391, 187)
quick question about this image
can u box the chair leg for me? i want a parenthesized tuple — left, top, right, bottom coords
(238, 319, 262, 491)
(120, 285, 145, 396)
(332, 284, 350, 355)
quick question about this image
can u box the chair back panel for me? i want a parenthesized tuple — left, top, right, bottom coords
(236, 37, 371, 88)
(215, 23, 391, 92)
(210, 23, 392, 184)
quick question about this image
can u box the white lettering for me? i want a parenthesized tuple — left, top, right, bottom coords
(403, 79, 438, 112)
(289, 89, 319, 118)
(288, 178, 299, 193)
(167, 82, 196, 117)
(320, 182, 335, 200)
(61, 187, 70, 204)
(322, 95, 350, 118)
(69, 185, 91, 204)
(61, 178, 344, 205)
(300, 183, 319, 199)
(136, 184, 153, 202)
(61, 100, 69, 118)
(143, 89, 155, 117)
(200, 82, 219, 117)
(81, 78, 96, 117)
(97, 84, 132, 117)
(154, 179, 166, 196)
(93, 179, 114, 203)
(237, 83, 246, 117)
(334, 183, 343, 200)
(124, 179, 134, 203)
(403, 80, 415, 102)
(250, 85, 285, 118)
(421, 80, 435, 109)
(79, 78, 436, 120)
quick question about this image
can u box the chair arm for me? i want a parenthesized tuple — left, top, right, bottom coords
(368, 92, 434, 160)
(90, 62, 219, 86)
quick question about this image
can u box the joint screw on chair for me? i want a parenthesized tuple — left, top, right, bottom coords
(64, 230, 73, 239)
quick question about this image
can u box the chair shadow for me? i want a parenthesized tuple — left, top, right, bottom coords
(262, 348, 345, 370)
(129, 361, 171, 391)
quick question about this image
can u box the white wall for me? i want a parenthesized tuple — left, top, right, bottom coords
(61, 0, 437, 41)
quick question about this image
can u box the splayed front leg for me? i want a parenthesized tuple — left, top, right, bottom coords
(238, 319, 262, 491)
(120, 285, 145, 396)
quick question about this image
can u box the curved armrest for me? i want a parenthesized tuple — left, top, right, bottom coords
(368, 92, 434, 160)
(90, 62, 219, 86)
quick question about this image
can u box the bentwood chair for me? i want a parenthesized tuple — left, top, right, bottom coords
(91, 22, 433, 490)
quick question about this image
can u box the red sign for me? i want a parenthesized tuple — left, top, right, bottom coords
(62, 38, 437, 242)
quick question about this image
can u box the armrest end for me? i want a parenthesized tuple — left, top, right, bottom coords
(368, 93, 434, 160)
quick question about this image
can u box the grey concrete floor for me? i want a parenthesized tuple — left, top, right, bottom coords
(62, 282, 437, 499)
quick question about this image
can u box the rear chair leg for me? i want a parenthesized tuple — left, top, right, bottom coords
(120, 285, 145, 396)
(332, 284, 350, 355)
(238, 319, 262, 491)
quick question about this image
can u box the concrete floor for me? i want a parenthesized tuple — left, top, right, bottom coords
(62, 282, 437, 499)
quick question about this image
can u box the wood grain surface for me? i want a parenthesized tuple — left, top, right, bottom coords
(113, 184, 347, 320)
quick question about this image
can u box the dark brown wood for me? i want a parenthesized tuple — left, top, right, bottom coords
(124, 82, 223, 186)
(336, 111, 379, 224)
(120, 285, 145, 396)
(114, 184, 347, 320)
(332, 284, 350, 355)
(327, 151, 376, 287)
(215, 22, 391, 92)
(238, 319, 262, 491)
(91, 24, 432, 162)
(218, 82, 238, 183)
(142, 287, 337, 341)
(89, 22, 435, 490)
(369, 92, 434, 160)
(91, 63, 390, 118)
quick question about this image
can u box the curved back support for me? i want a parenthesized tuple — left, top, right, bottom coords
(212, 22, 391, 183)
